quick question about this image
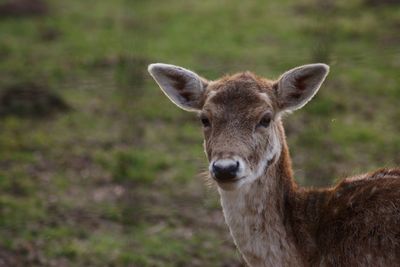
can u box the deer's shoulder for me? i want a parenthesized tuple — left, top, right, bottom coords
(308, 169, 400, 265)
(322, 168, 400, 216)
(331, 168, 400, 203)
(315, 170, 400, 243)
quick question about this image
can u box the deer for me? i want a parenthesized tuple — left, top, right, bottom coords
(147, 63, 400, 267)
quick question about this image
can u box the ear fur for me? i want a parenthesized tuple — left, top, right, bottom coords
(275, 63, 329, 112)
(148, 63, 207, 111)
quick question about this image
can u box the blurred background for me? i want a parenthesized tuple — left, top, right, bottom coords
(0, 0, 399, 266)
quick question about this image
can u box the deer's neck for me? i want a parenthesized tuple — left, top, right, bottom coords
(218, 141, 303, 267)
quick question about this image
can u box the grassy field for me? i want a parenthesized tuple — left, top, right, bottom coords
(0, 0, 399, 266)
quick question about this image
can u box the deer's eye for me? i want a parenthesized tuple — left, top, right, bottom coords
(257, 114, 271, 128)
(200, 115, 211, 128)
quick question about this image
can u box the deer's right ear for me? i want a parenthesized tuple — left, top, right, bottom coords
(148, 63, 208, 111)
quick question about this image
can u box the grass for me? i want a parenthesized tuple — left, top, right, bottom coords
(0, 0, 399, 266)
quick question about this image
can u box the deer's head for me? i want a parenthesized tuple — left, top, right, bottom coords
(148, 63, 329, 191)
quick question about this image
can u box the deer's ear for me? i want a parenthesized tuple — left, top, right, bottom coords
(148, 63, 208, 111)
(274, 63, 329, 112)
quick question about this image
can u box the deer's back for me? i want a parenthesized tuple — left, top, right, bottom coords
(309, 168, 400, 266)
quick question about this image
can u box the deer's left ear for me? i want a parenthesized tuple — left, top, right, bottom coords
(274, 63, 329, 112)
(148, 63, 208, 112)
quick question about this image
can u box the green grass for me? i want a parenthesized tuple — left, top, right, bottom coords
(0, 0, 399, 266)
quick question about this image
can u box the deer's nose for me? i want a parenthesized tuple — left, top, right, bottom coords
(212, 159, 240, 182)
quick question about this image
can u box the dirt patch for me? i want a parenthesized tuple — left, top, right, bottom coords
(0, 247, 22, 267)
(0, 0, 48, 18)
(364, 0, 400, 6)
(0, 83, 70, 118)
(39, 27, 61, 42)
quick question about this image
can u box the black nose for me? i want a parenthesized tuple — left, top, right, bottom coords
(212, 160, 240, 182)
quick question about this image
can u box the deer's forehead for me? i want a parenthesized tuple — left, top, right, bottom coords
(203, 78, 274, 118)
